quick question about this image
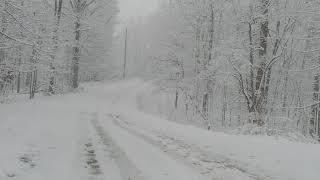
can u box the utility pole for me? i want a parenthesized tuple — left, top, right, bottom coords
(123, 28, 128, 79)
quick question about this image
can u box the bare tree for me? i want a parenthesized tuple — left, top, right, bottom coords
(69, 0, 95, 89)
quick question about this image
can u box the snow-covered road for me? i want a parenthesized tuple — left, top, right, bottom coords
(1, 80, 320, 180)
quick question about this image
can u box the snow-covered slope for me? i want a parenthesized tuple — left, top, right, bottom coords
(0, 80, 319, 180)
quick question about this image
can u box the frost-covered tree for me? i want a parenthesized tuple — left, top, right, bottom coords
(118, 0, 320, 140)
(0, 0, 118, 100)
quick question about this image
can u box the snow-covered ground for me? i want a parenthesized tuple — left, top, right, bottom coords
(0, 80, 320, 180)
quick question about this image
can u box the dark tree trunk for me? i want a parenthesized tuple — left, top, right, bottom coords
(175, 88, 179, 110)
(311, 73, 320, 138)
(72, 16, 80, 89)
(253, 0, 269, 126)
(203, 93, 209, 123)
(16, 45, 22, 93)
(49, 0, 63, 94)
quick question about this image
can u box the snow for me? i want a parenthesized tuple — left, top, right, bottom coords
(100, 115, 209, 180)
(112, 109, 320, 180)
(1, 79, 320, 180)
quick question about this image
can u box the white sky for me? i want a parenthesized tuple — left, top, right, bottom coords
(118, 0, 159, 23)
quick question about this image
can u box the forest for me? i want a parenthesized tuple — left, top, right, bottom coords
(1, 1, 320, 179)
(120, 0, 320, 141)
(0, 0, 117, 98)
(1, 0, 320, 141)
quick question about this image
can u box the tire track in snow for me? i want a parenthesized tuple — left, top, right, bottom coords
(83, 141, 103, 177)
(102, 113, 210, 180)
(152, 133, 272, 180)
(110, 114, 271, 180)
(78, 112, 105, 180)
(91, 118, 146, 180)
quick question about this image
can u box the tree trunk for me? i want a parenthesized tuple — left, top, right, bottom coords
(311, 73, 320, 138)
(0, 0, 7, 93)
(16, 45, 22, 93)
(175, 87, 179, 110)
(49, 0, 63, 94)
(222, 82, 227, 127)
(72, 16, 81, 89)
(253, 0, 269, 126)
(202, 92, 210, 129)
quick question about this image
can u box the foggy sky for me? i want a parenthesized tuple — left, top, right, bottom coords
(118, 0, 159, 22)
